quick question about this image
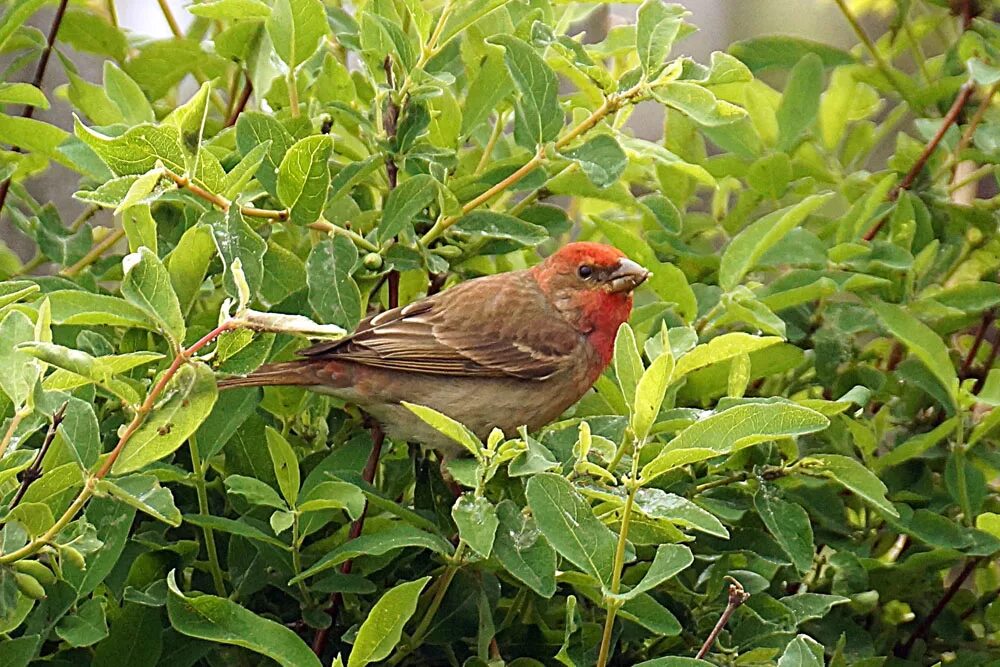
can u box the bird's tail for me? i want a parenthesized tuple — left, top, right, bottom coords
(217, 361, 322, 390)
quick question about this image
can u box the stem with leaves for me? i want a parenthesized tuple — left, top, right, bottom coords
(188, 434, 226, 597)
(0, 320, 237, 565)
(420, 83, 644, 246)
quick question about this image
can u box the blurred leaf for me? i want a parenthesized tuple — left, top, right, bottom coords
(636, 0, 685, 76)
(730, 36, 853, 72)
(266, 0, 327, 68)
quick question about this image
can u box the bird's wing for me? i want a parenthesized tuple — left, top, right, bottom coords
(298, 272, 582, 379)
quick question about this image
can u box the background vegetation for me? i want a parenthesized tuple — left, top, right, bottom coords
(1, 0, 1000, 664)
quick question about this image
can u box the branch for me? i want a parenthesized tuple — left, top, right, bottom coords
(162, 169, 288, 221)
(863, 81, 976, 241)
(961, 309, 995, 377)
(6, 402, 67, 513)
(60, 227, 126, 277)
(0, 0, 71, 219)
(897, 557, 981, 657)
(419, 84, 643, 246)
(696, 578, 750, 659)
(225, 77, 253, 128)
(0, 320, 237, 565)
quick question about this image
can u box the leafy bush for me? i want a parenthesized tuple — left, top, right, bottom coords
(1, 0, 1000, 664)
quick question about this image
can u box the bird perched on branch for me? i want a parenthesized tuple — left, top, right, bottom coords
(218, 242, 649, 452)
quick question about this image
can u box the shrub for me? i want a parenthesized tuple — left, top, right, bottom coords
(1, 0, 1000, 664)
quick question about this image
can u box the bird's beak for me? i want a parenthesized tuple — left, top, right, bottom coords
(608, 258, 650, 293)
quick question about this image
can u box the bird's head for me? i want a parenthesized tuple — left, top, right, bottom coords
(532, 242, 650, 365)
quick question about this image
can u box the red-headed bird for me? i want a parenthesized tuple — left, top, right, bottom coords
(219, 242, 649, 452)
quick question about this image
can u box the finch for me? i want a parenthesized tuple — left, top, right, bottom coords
(218, 242, 649, 452)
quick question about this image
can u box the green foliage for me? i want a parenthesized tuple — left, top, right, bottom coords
(2, 0, 1000, 664)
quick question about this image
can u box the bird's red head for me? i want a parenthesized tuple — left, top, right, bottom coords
(532, 242, 650, 368)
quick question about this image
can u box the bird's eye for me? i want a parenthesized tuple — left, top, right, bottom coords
(578, 265, 593, 279)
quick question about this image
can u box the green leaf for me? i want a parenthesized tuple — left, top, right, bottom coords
(306, 235, 362, 329)
(55, 597, 108, 647)
(183, 513, 288, 548)
(291, 524, 453, 583)
(222, 141, 270, 200)
(225, 474, 287, 509)
(266, 0, 327, 68)
(298, 480, 365, 519)
(492, 500, 557, 597)
(719, 194, 832, 291)
(641, 403, 829, 484)
(776, 54, 823, 151)
(0, 0, 48, 53)
(121, 247, 186, 347)
(562, 134, 628, 188)
(871, 300, 958, 409)
(98, 474, 182, 527)
(614, 323, 643, 409)
(632, 344, 674, 442)
(618, 544, 692, 601)
(348, 577, 431, 667)
(754, 487, 814, 574)
(379, 174, 439, 243)
(112, 362, 218, 474)
(674, 332, 782, 380)
(803, 453, 898, 517)
(265, 426, 300, 508)
(103, 61, 155, 125)
(452, 211, 549, 249)
(167, 571, 321, 667)
(526, 473, 617, 587)
(213, 208, 267, 299)
(167, 223, 216, 315)
(0, 310, 39, 405)
(235, 112, 294, 197)
(452, 494, 499, 558)
(779, 593, 849, 625)
(635, 488, 729, 538)
(636, 0, 686, 76)
(730, 36, 854, 73)
(277, 134, 332, 225)
(121, 204, 159, 253)
(189, 0, 272, 19)
(777, 634, 824, 667)
(652, 82, 746, 127)
(74, 118, 185, 176)
(403, 402, 483, 460)
(0, 83, 48, 109)
(489, 35, 562, 149)
(439, 0, 512, 44)
(0, 114, 70, 168)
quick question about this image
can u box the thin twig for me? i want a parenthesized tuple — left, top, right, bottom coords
(897, 557, 981, 657)
(225, 77, 253, 128)
(7, 402, 68, 512)
(863, 81, 976, 240)
(60, 227, 126, 277)
(162, 169, 288, 220)
(961, 310, 995, 377)
(696, 578, 750, 659)
(0, 0, 71, 218)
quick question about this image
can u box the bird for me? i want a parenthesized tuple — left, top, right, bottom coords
(218, 242, 650, 452)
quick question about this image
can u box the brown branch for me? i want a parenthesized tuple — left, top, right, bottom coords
(863, 81, 975, 241)
(0, 0, 71, 219)
(696, 577, 750, 659)
(897, 557, 981, 657)
(225, 77, 253, 128)
(6, 402, 68, 512)
(961, 309, 995, 377)
(972, 327, 1000, 394)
